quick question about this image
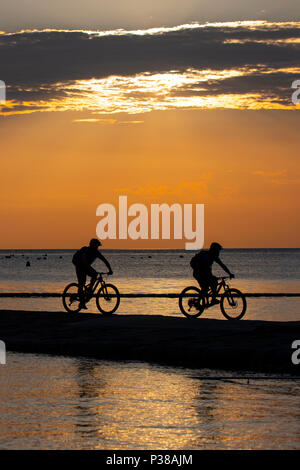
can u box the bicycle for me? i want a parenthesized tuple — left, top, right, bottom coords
(62, 272, 120, 315)
(178, 276, 247, 320)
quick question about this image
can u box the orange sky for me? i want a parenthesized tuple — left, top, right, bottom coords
(1, 107, 299, 248)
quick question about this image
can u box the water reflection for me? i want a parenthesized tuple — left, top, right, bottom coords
(0, 353, 299, 449)
(193, 378, 300, 449)
(1, 287, 299, 322)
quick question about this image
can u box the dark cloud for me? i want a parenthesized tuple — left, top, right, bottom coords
(169, 71, 300, 106)
(0, 22, 299, 110)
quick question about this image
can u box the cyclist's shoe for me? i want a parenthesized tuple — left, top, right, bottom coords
(210, 298, 220, 306)
(79, 303, 88, 310)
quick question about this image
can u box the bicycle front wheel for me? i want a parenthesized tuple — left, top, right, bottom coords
(178, 286, 205, 318)
(220, 288, 247, 320)
(96, 283, 120, 315)
(62, 283, 81, 313)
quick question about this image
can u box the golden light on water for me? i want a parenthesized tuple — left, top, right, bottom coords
(1, 353, 299, 449)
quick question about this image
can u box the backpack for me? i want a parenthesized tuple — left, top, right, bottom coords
(72, 247, 86, 265)
(190, 252, 199, 269)
(190, 251, 206, 270)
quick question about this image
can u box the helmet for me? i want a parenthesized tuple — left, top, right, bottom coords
(209, 242, 223, 252)
(89, 238, 102, 248)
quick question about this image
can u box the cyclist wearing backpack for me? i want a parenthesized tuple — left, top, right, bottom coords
(190, 242, 234, 305)
(72, 238, 113, 309)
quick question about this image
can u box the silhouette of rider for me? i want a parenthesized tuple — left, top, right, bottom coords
(192, 242, 234, 305)
(72, 238, 113, 309)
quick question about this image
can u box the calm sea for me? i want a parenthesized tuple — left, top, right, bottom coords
(0, 249, 299, 449)
(0, 248, 300, 320)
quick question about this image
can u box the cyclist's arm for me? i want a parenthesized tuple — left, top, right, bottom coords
(97, 253, 113, 274)
(215, 258, 234, 277)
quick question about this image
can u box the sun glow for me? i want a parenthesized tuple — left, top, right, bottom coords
(1, 67, 294, 117)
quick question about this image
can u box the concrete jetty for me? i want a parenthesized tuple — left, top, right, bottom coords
(0, 309, 299, 374)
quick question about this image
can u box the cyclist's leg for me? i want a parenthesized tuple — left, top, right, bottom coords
(86, 266, 98, 292)
(208, 275, 219, 304)
(194, 272, 209, 298)
(75, 266, 87, 307)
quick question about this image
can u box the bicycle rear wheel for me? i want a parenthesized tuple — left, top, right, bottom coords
(62, 283, 81, 313)
(96, 283, 120, 315)
(178, 286, 205, 318)
(220, 288, 247, 320)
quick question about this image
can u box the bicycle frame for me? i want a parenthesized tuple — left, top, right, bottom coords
(179, 275, 246, 319)
(203, 277, 231, 304)
(63, 271, 120, 314)
(85, 273, 107, 299)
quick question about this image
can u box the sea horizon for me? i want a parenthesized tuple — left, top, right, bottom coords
(1, 247, 300, 252)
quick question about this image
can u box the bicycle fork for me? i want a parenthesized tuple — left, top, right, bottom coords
(224, 288, 236, 307)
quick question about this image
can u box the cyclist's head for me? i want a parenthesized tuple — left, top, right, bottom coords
(89, 238, 102, 249)
(209, 242, 223, 256)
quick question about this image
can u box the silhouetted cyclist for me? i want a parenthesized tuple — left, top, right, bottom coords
(190, 242, 234, 305)
(72, 238, 113, 309)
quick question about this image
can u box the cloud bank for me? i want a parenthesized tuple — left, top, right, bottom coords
(1, 21, 300, 115)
